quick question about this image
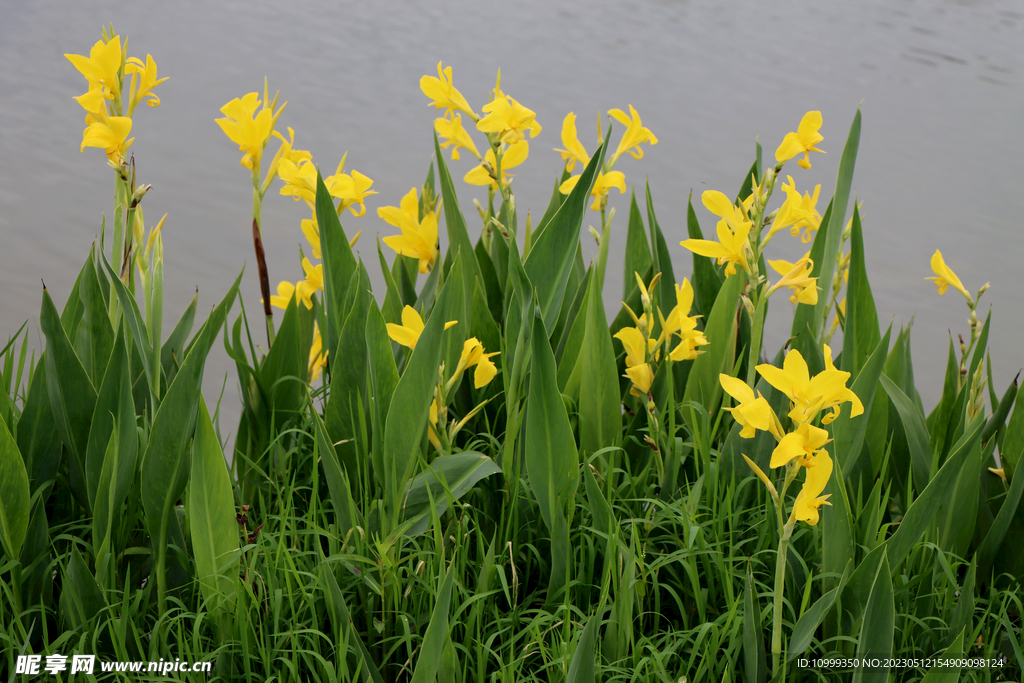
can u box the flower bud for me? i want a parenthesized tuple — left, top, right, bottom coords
(741, 293, 755, 317)
(131, 183, 152, 207)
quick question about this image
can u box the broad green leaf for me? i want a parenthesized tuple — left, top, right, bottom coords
(315, 171, 358, 359)
(977, 450, 1024, 579)
(160, 291, 197, 387)
(0, 417, 30, 559)
(852, 550, 893, 683)
(384, 264, 455, 520)
(59, 545, 105, 629)
(920, 629, 965, 683)
(101, 252, 155, 392)
(85, 329, 137, 511)
(881, 374, 932, 493)
(841, 204, 880, 377)
(623, 190, 652, 300)
(823, 445, 855, 587)
(927, 336, 960, 455)
(532, 174, 569, 245)
(947, 558, 976, 649)
(189, 397, 240, 616)
(313, 405, 357, 536)
(76, 245, 114, 384)
(743, 562, 767, 683)
(939, 437, 983, 556)
(686, 193, 723, 320)
(262, 288, 315, 423)
(555, 268, 592, 393)
(885, 416, 983, 570)
(683, 272, 741, 427)
(434, 132, 484, 310)
(365, 301, 399, 487)
(396, 452, 501, 538)
(578, 273, 620, 455)
(409, 558, 456, 683)
(788, 560, 854, 659)
(524, 132, 607, 331)
(438, 255, 468, 395)
(834, 325, 892, 475)
(377, 239, 405, 325)
(645, 182, 677, 311)
(565, 612, 599, 683)
(982, 376, 1017, 444)
(525, 312, 579, 533)
(15, 359, 62, 495)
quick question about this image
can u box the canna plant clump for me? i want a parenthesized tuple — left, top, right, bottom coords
(0, 30, 1021, 683)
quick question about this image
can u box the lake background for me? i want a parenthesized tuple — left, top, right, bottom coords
(2, 0, 1021, 436)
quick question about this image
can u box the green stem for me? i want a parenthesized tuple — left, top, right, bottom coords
(772, 519, 795, 676)
(596, 205, 611, 291)
(746, 294, 768, 385)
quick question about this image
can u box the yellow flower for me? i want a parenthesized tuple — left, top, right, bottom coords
(608, 105, 658, 165)
(614, 327, 655, 368)
(216, 90, 285, 170)
(380, 188, 439, 273)
(301, 257, 324, 295)
(278, 155, 375, 216)
(464, 141, 529, 190)
(792, 450, 833, 525)
(308, 323, 328, 381)
(420, 62, 477, 120)
(267, 280, 316, 310)
(428, 399, 441, 450)
(301, 214, 361, 260)
(65, 36, 123, 101)
(265, 127, 312, 185)
(435, 114, 481, 161)
(766, 256, 819, 305)
(770, 422, 831, 468)
(756, 344, 864, 425)
(680, 191, 753, 276)
(926, 249, 972, 302)
(124, 54, 168, 114)
(775, 111, 824, 169)
(661, 280, 709, 361)
(80, 112, 134, 162)
(554, 113, 590, 171)
(624, 363, 654, 398)
(453, 338, 500, 389)
(477, 92, 541, 144)
(386, 305, 457, 349)
(765, 176, 820, 242)
(720, 374, 775, 439)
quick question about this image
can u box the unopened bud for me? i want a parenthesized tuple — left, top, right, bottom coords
(589, 225, 601, 245)
(741, 294, 755, 317)
(130, 184, 152, 208)
(959, 334, 967, 357)
(473, 198, 487, 222)
(978, 282, 991, 296)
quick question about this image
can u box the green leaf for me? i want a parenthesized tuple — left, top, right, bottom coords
(524, 132, 608, 330)
(434, 132, 484, 308)
(578, 273, 620, 455)
(409, 558, 456, 683)
(189, 397, 240, 616)
(833, 326, 892, 475)
(841, 203, 880, 377)
(947, 558, 976, 649)
(366, 301, 399, 488)
(884, 416, 984, 570)
(76, 245, 114, 384)
(977, 449, 1024, 579)
(0, 417, 30, 559)
(15, 359, 62, 496)
(565, 613, 599, 683)
(852, 550, 894, 683)
(525, 312, 580, 533)
(100, 252, 155, 392)
(683, 272, 741, 427)
(161, 291, 197, 387)
(383, 263, 455, 519)
(823, 445, 856, 587)
(743, 562, 767, 683)
(880, 374, 932, 493)
(395, 452, 501, 539)
(927, 336, 961, 455)
(788, 560, 854, 659)
(920, 629, 965, 683)
(315, 171, 358, 359)
(377, 240, 405, 325)
(645, 182, 677, 311)
(623, 190, 652, 300)
(686, 193, 723, 320)
(59, 545, 105, 629)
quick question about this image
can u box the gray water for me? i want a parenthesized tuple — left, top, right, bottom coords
(2, 0, 1022, 436)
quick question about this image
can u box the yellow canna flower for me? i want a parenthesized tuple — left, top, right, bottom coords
(301, 257, 324, 296)
(216, 90, 285, 171)
(301, 213, 361, 260)
(624, 363, 654, 398)
(926, 249, 972, 302)
(386, 305, 457, 349)
(420, 62, 477, 121)
(380, 188, 439, 273)
(65, 36, 123, 101)
(124, 54, 168, 114)
(614, 327, 655, 368)
(554, 113, 590, 171)
(265, 127, 312, 185)
(464, 141, 529, 190)
(770, 422, 831, 468)
(435, 114, 481, 161)
(477, 92, 542, 144)
(267, 280, 316, 311)
(661, 280, 709, 361)
(608, 105, 658, 165)
(792, 450, 833, 525)
(559, 170, 626, 211)
(308, 322, 328, 381)
(775, 111, 824, 170)
(680, 191, 753, 276)
(81, 113, 134, 162)
(756, 345, 864, 425)
(720, 374, 776, 439)
(765, 176, 820, 242)
(452, 338, 500, 389)
(766, 256, 819, 305)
